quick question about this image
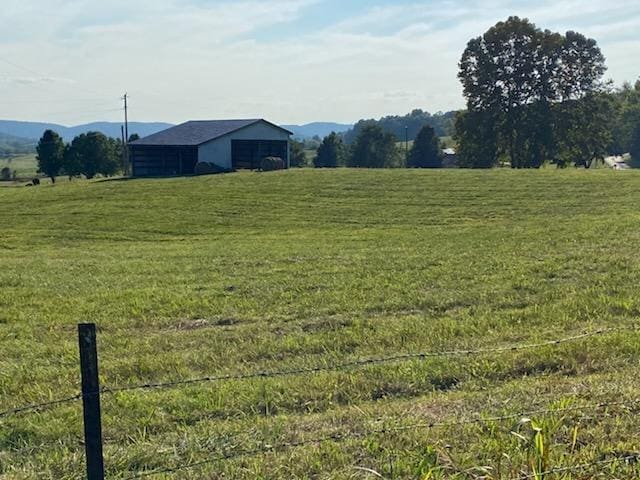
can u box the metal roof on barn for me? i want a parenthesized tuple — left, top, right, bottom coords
(130, 119, 293, 147)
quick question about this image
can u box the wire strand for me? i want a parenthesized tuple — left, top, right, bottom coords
(101, 328, 620, 396)
(516, 453, 640, 479)
(0, 327, 631, 420)
(120, 398, 640, 478)
(0, 394, 82, 419)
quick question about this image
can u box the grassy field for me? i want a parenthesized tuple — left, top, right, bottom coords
(303, 148, 317, 165)
(2, 169, 640, 479)
(305, 136, 454, 167)
(0, 154, 38, 181)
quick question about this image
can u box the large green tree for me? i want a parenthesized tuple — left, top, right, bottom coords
(554, 93, 614, 168)
(344, 109, 457, 144)
(289, 140, 307, 167)
(62, 143, 83, 179)
(315, 132, 346, 168)
(407, 125, 441, 168)
(66, 132, 121, 179)
(457, 17, 606, 168)
(454, 111, 498, 168)
(630, 124, 640, 167)
(36, 130, 65, 183)
(348, 125, 400, 168)
(609, 81, 640, 156)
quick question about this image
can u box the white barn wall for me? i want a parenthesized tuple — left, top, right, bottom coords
(198, 121, 290, 169)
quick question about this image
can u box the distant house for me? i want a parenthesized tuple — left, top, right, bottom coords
(129, 119, 292, 177)
(442, 148, 458, 168)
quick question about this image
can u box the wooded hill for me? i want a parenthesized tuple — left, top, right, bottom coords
(342, 109, 457, 144)
(0, 132, 36, 156)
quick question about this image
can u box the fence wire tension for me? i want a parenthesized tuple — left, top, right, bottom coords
(2, 323, 639, 479)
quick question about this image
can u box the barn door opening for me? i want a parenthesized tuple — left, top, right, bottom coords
(232, 140, 288, 170)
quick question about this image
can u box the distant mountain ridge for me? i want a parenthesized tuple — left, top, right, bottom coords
(282, 122, 352, 139)
(0, 120, 173, 142)
(0, 131, 37, 155)
(342, 109, 458, 144)
(0, 120, 352, 142)
(0, 131, 36, 144)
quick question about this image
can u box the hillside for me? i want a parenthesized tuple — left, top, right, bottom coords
(2, 170, 640, 478)
(0, 120, 352, 143)
(0, 120, 173, 142)
(343, 109, 458, 144)
(283, 122, 352, 139)
(0, 132, 36, 156)
(0, 154, 38, 179)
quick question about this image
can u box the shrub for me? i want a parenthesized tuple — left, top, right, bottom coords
(0, 167, 11, 181)
(194, 162, 226, 175)
(260, 156, 285, 172)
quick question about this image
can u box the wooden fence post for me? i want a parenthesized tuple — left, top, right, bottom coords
(78, 323, 105, 480)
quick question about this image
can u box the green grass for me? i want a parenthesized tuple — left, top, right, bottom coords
(0, 154, 38, 180)
(303, 148, 317, 165)
(440, 136, 455, 149)
(2, 169, 640, 479)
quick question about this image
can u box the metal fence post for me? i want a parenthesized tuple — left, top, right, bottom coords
(78, 323, 105, 480)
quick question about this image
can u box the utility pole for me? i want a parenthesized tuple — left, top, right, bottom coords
(405, 126, 409, 161)
(122, 93, 129, 176)
(123, 93, 129, 142)
(121, 125, 127, 176)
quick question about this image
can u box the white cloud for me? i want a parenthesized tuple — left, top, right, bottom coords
(0, 75, 73, 85)
(0, 0, 638, 125)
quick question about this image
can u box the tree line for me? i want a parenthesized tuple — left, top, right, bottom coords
(35, 17, 640, 177)
(611, 82, 640, 165)
(289, 123, 443, 169)
(295, 17, 638, 170)
(455, 16, 639, 169)
(36, 130, 139, 183)
(342, 109, 456, 144)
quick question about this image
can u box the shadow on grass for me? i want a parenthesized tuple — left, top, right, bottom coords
(96, 170, 258, 183)
(95, 174, 199, 183)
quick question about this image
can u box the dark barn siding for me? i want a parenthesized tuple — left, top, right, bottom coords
(231, 140, 288, 170)
(131, 146, 198, 177)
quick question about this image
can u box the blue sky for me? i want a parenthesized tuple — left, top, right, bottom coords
(1, 0, 638, 125)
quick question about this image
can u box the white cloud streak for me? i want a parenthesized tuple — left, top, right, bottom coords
(0, 0, 637, 125)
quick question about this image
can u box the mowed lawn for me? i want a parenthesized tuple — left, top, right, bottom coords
(2, 169, 640, 479)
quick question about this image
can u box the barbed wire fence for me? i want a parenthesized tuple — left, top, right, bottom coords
(1, 324, 639, 479)
(120, 399, 640, 479)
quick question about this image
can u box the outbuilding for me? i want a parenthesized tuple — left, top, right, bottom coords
(442, 148, 458, 168)
(129, 119, 292, 176)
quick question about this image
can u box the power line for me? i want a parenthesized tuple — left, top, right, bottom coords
(18, 107, 123, 118)
(0, 56, 55, 80)
(0, 55, 110, 98)
(0, 54, 121, 124)
(0, 98, 117, 105)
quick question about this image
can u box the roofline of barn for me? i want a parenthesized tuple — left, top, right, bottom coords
(192, 119, 293, 147)
(129, 119, 293, 147)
